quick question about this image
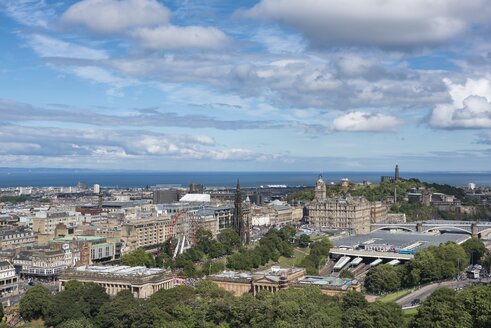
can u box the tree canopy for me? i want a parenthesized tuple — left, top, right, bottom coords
(461, 237, 487, 265)
(16, 277, 491, 328)
(365, 264, 402, 294)
(120, 248, 155, 267)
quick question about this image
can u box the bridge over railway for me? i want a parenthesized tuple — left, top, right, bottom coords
(371, 220, 491, 237)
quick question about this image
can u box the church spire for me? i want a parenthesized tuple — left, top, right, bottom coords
(233, 178, 243, 243)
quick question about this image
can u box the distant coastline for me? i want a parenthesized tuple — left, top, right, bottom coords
(0, 170, 490, 188)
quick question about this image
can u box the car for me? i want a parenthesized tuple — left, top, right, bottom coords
(411, 298, 420, 305)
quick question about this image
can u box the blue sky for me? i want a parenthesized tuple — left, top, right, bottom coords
(1, 0, 491, 172)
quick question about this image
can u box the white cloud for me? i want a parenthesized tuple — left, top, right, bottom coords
(0, 123, 270, 162)
(71, 66, 138, 95)
(331, 112, 402, 132)
(430, 78, 491, 128)
(336, 55, 378, 77)
(2, 0, 55, 28)
(60, 0, 170, 34)
(244, 0, 490, 48)
(130, 25, 229, 49)
(27, 34, 108, 60)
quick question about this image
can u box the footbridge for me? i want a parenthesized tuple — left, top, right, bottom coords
(371, 220, 491, 238)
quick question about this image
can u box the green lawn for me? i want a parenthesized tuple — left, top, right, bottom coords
(265, 248, 309, 268)
(403, 308, 418, 327)
(403, 307, 418, 315)
(309, 235, 325, 242)
(377, 289, 412, 303)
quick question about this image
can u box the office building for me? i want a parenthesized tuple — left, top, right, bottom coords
(189, 183, 204, 194)
(121, 216, 171, 252)
(153, 190, 182, 204)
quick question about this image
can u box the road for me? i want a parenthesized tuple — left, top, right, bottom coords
(396, 278, 491, 308)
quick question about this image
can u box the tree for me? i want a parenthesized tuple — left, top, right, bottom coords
(185, 247, 205, 262)
(95, 290, 143, 328)
(58, 317, 94, 328)
(217, 229, 241, 254)
(195, 280, 233, 300)
(195, 227, 213, 254)
(0, 303, 3, 320)
(343, 307, 374, 328)
(156, 252, 174, 269)
(341, 301, 404, 328)
(462, 238, 487, 265)
(298, 234, 310, 248)
(120, 248, 155, 267)
(204, 260, 226, 275)
(208, 240, 226, 258)
(81, 282, 110, 319)
(19, 285, 53, 321)
(279, 225, 296, 242)
(280, 240, 294, 257)
(483, 251, 491, 271)
(178, 261, 200, 278)
(366, 302, 403, 328)
(42, 281, 109, 326)
(411, 288, 472, 328)
(402, 242, 469, 286)
(310, 237, 332, 257)
(162, 238, 177, 257)
(457, 285, 491, 328)
(365, 264, 401, 294)
(342, 291, 368, 311)
(286, 189, 315, 202)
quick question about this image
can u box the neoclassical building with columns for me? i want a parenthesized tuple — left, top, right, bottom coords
(59, 265, 174, 298)
(208, 266, 306, 297)
(209, 266, 360, 297)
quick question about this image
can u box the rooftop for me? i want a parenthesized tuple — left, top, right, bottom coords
(75, 265, 165, 276)
(296, 275, 354, 289)
(179, 194, 211, 203)
(211, 270, 252, 280)
(334, 230, 469, 251)
(52, 235, 105, 243)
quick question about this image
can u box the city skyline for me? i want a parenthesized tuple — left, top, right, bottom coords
(1, 0, 491, 171)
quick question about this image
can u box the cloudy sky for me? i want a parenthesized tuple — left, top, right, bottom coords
(1, 0, 491, 171)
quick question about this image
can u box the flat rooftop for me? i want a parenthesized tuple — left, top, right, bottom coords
(52, 236, 105, 242)
(334, 230, 470, 251)
(296, 275, 354, 289)
(255, 266, 304, 276)
(211, 271, 252, 280)
(75, 265, 165, 276)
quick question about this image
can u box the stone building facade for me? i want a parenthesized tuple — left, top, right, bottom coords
(209, 266, 360, 297)
(59, 265, 174, 299)
(308, 176, 387, 234)
(0, 227, 36, 249)
(121, 216, 171, 251)
(308, 196, 372, 234)
(0, 261, 18, 296)
(209, 267, 306, 297)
